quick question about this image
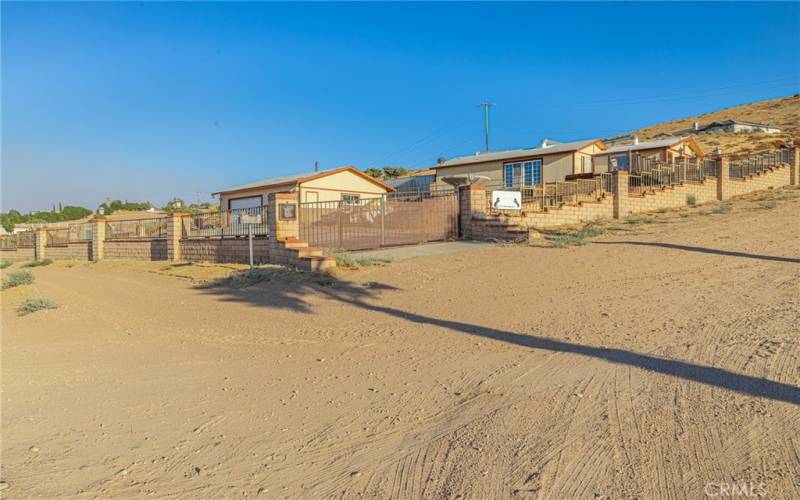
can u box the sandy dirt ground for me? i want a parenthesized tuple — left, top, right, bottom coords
(2, 187, 799, 499)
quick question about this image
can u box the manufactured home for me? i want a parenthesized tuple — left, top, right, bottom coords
(212, 166, 395, 210)
(592, 136, 703, 172)
(433, 139, 608, 189)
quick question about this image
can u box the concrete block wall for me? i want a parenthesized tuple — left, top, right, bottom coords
(104, 240, 168, 261)
(0, 247, 36, 262)
(521, 196, 614, 229)
(627, 179, 717, 214)
(45, 241, 92, 261)
(181, 238, 270, 264)
(726, 166, 791, 197)
(463, 155, 796, 240)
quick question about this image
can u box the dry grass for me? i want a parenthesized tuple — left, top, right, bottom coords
(632, 94, 799, 154)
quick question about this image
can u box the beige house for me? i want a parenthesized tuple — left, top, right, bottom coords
(592, 136, 703, 172)
(212, 166, 395, 210)
(433, 139, 608, 188)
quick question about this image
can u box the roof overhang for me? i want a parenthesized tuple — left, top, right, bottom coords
(212, 166, 396, 196)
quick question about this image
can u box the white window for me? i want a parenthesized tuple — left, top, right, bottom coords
(582, 156, 592, 174)
(504, 160, 542, 188)
(341, 193, 360, 205)
(228, 196, 262, 210)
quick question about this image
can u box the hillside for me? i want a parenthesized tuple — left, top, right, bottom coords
(633, 94, 800, 154)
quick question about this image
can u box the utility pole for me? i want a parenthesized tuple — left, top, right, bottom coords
(478, 102, 495, 152)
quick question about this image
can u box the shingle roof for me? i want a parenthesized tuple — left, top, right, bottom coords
(213, 166, 395, 195)
(604, 137, 687, 154)
(433, 139, 604, 169)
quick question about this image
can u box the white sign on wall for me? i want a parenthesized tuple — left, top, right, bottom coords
(491, 190, 522, 210)
(239, 214, 262, 225)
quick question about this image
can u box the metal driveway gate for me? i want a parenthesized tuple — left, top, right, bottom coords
(299, 189, 459, 251)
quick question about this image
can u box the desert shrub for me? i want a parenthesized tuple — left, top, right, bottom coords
(334, 256, 391, 269)
(625, 215, 656, 224)
(711, 203, 733, 214)
(686, 195, 698, 207)
(758, 201, 777, 209)
(17, 298, 58, 316)
(0, 260, 12, 269)
(2, 270, 34, 290)
(549, 226, 606, 248)
(22, 258, 53, 268)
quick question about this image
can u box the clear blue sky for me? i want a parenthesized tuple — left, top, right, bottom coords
(2, 2, 798, 212)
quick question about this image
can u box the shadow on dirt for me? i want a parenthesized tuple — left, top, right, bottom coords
(594, 241, 800, 263)
(196, 267, 800, 405)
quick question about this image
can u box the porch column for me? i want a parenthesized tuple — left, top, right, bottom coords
(268, 192, 300, 241)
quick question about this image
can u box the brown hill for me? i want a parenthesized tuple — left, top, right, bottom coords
(633, 94, 800, 154)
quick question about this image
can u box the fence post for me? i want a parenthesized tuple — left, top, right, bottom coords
(791, 147, 800, 186)
(458, 184, 486, 239)
(716, 156, 730, 201)
(92, 218, 106, 261)
(166, 213, 185, 261)
(268, 192, 300, 241)
(380, 194, 386, 247)
(613, 171, 629, 219)
(34, 228, 47, 261)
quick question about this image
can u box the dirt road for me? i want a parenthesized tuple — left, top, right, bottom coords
(2, 188, 799, 498)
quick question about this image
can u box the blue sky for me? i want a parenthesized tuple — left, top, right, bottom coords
(2, 2, 798, 212)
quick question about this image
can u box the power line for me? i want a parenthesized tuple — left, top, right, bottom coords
(576, 80, 797, 107)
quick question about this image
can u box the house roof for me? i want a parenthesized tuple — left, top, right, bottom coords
(700, 119, 780, 130)
(213, 166, 395, 195)
(604, 136, 703, 156)
(433, 139, 606, 169)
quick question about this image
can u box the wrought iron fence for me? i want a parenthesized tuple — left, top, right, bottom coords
(182, 207, 269, 238)
(1, 231, 36, 250)
(703, 158, 720, 178)
(0, 234, 17, 249)
(106, 217, 168, 240)
(67, 222, 93, 241)
(487, 175, 610, 212)
(46, 228, 69, 246)
(18, 231, 35, 247)
(728, 149, 789, 179)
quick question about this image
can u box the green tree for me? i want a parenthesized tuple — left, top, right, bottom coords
(98, 200, 153, 216)
(364, 168, 384, 179)
(382, 166, 407, 179)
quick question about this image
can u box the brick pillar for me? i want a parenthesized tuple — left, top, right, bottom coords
(268, 192, 299, 241)
(612, 171, 629, 219)
(34, 229, 47, 261)
(791, 147, 799, 186)
(166, 213, 186, 261)
(459, 184, 486, 239)
(717, 156, 730, 201)
(92, 218, 106, 261)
